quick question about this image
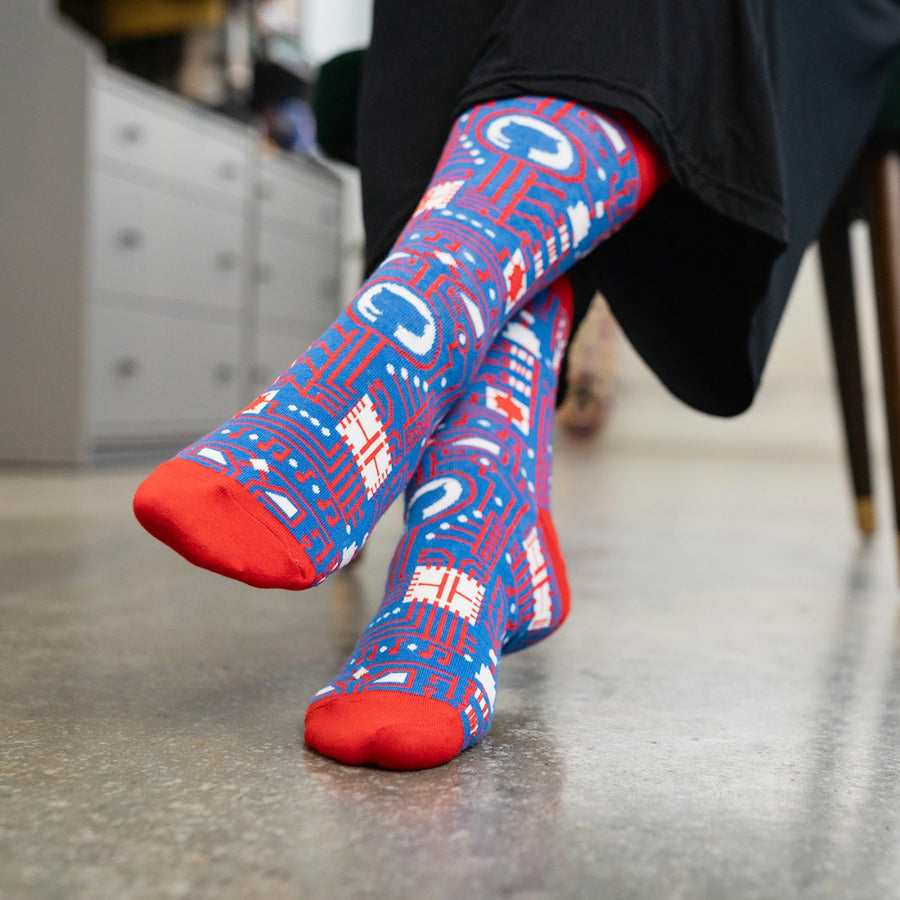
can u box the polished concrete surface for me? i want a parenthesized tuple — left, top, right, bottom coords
(3, 394, 900, 899)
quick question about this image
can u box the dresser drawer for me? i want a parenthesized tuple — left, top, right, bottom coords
(91, 77, 249, 204)
(90, 170, 244, 310)
(255, 228, 340, 325)
(251, 325, 332, 394)
(258, 155, 341, 235)
(87, 307, 243, 438)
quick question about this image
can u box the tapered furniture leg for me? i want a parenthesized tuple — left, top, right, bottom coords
(866, 146, 900, 578)
(819, 200, 876, 536)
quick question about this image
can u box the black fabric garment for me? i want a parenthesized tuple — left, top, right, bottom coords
(358, 0, 900, 416)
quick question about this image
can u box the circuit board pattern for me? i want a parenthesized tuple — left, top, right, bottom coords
(176, 97, 642, 582)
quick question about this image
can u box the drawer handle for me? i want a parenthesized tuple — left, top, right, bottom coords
(214, 363, 236, 384)
(119, 123, 144, 144)
(117, 228, 143, 249)
(113, 357, 141, 379)
(251, 365, 272, 385)
(219, 160, 240, 181)
(319, 278, 339, 300)
(216, 251, 239, 271)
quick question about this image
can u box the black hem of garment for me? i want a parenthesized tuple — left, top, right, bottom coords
(452, 73, 789, 247)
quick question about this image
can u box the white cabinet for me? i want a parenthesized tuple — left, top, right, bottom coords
(0, 7, 342, 464)
(256, 228, 339, 324)
(252, 329, 320, 391)
(86, 308, 243, 438)
(91, 79, 249, 205)
(258, 154, 342, 235)
(89, 170, 245, 311)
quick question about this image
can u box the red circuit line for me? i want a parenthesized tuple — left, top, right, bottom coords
(491, 160, 529, 207)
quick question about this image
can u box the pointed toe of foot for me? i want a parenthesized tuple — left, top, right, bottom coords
(133, 459, 317, 590)
(304, 692, 466, 770)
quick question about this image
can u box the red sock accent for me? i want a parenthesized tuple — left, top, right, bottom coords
(543, 281, 572, 625)
(556, 272, 575, 331)
(614, 110, 670, 210)
(305, 692, 465, 770)
(133, 460, 316, 589)
(537, 507, 571, 626)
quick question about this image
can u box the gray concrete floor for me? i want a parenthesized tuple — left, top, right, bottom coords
(3, 397, 900, 899)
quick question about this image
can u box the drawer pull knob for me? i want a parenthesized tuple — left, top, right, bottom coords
(120, 124, 144, 144)
(113, 357, 140, 379)
(117, 228, 143, 249)
(214, 363, 236, 384)
(251, 365, 272, 385)
(216, 251, 239, 271)
(319, 278, 339, 300)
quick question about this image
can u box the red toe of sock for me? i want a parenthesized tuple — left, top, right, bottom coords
(133, 459, 316, 590)
(304, 692, 466, 770)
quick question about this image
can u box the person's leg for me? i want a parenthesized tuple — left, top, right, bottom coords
(134, 97, 667, 590)
(357, 0, 506, 272)
(305, 276, 573, 769)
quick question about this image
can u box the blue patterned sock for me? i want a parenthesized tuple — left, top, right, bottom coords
(134, 97, 661, 589)
(304, 278, 573, 769)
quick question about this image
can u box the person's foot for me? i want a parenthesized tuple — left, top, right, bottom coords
(305, 281, 572, 768)
(558, 373, 613, 438)
(558, 294, 618, 439)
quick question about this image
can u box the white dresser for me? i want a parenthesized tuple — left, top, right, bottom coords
(0, 7, 342, 464)
(252, 152, 343, 389)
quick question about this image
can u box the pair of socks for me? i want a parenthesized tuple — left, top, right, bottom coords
(133, 96, 667, 767)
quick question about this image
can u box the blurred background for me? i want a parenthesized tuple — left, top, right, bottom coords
(0, 0, 881, 471)
(1, 0, 371, 466)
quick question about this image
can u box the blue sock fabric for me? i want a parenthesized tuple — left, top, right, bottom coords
(303, 279, 573, 769)
(134, 97, 650, 590)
